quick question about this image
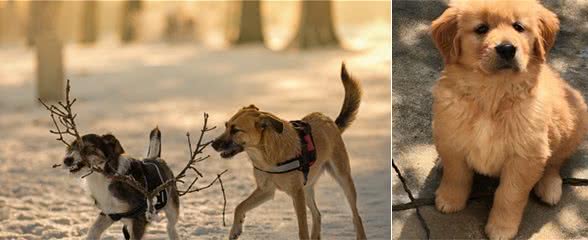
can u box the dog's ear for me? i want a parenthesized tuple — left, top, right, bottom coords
(431, 7, 461, 64)
(534, 5, 559, 62)
(101, 134, 125, 160)
(243, 104, 259, 111)
(256, 114, 283, 134)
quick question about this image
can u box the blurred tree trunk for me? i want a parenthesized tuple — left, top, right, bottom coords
(120, 0, 142, 43)
(32, 1, 64, 101)
(26, 1, 38, 47)
(234, 0, 264, 44)
(79, 0, 98, 44)
(288, 0, 339, 49)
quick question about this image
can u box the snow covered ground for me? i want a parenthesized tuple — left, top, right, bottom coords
(0, 40, 390, 239)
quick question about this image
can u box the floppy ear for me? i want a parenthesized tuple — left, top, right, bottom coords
(101, 134, 125, 160)
(243, 104, 259, 111)
(431, 7, 461, 64)
(256, 115, 284, 134)
(534, 5, 559, 62)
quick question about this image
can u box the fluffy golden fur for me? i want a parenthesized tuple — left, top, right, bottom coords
(430, 0, 588, 239)
(212, 64, 366, 240)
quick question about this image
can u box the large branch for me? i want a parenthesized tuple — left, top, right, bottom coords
(41, 82, 228, 225)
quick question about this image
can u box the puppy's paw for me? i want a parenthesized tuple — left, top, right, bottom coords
(229, 224, 242, 240)
(485, 222, 517, 240)
(534, 175, 562, 205)
(435, 187, 467, 213)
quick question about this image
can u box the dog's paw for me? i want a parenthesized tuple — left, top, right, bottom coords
(534, 175, 562, 205)
(229, 224, 242, 240)
(485, 222, 517, 240)
(435, 188, 467, 213)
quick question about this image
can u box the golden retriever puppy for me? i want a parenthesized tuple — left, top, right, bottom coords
(430, 0, 588, 239)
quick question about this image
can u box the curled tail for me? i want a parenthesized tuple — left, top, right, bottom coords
(335, 63, 362, 132)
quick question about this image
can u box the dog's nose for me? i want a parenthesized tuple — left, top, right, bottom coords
(211, 139, 223, 151)
(495, 43, 516, 60)
(64, 157, 74, 166)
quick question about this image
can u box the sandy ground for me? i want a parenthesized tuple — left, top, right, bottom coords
(393, 0, 588, 239)
(0, 41, 390, 239)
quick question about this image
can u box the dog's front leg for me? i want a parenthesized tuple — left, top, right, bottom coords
(434, 145, 473, 213)
(292, 188, 310, 240)
(230, 187, 275, 239)
(485, 158, 544, 240)
(87, 213, 114, 240)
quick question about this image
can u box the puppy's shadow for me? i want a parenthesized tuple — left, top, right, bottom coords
(396, 150, 588, 239)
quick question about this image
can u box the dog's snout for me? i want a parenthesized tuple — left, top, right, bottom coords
(495, 43, 516, 60)
(64, 157, 74, 166)
(212, 139, 224, 151)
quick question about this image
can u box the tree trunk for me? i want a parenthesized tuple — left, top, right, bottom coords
(234, 0, 264, 44)
(120, 0, 142, 43)
(80, 0, 98, 44)
(32, 1, 64, 101)
(288, 0, 339, 49)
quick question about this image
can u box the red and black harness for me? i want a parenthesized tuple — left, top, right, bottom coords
(254, 120, 317, 185)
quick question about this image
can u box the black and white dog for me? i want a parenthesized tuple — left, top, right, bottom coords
(62, 128, 180, 240)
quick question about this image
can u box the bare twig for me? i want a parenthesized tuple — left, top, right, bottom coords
(392, 159, 431, 239)
(39, 79, 83, 149)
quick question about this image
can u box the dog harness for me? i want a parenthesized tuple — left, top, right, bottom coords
(101, 159, 169, 221)
(254, 120, 317, 185)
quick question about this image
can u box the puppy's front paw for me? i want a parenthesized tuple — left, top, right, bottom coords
(435, 186, 467, 213)
(229, 224, 242, 240)
(485, 222, 517, 240)
(534, 175, 562, 205)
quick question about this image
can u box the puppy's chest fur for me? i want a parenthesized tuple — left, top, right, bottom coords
(83, 173, 130, 214)
(433, 79, 551, 176)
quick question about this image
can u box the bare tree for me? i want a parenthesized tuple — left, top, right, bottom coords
(32, 1, 64, 101)
(288, 0, 339, 49)
(80, 0, 98, 44)
(233, 0, 264, 44)
(120, 0, 142, 43)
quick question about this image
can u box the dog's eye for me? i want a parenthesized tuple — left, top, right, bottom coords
(230, 128, 241, 135)
(474, 24, 489, 35)
(512, 22, 525, 32)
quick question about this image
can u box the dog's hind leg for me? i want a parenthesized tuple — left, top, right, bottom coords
(129, 217, 147, 240)
(305, 185, 321, 239)
(87, 214, 114, 240)
(325, 158, 367, 240)
(164, 198, 180, 240)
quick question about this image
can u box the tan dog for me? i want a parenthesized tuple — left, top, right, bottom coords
(212, 63, 367, 240)
(430, 0, 588, 239)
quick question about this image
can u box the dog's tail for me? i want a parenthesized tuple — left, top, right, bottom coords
(335, 63, 362, 132)
(147, 127, 161, 158)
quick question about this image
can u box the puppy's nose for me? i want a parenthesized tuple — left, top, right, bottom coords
(495, 43, 516, 60)
(64, 157, 74, 166)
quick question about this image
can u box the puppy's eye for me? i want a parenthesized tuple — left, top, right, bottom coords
(474, 24, 489, 35)
(512, 22, 525, 32)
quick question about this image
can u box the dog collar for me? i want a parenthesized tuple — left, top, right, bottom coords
(253, 120, 317, 185)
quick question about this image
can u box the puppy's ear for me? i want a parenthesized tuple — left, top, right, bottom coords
(101, 134, 125, 160)
(256, 115, 284, 134)
(431, 7, 461, 63)
(534, 5, 559, 62)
